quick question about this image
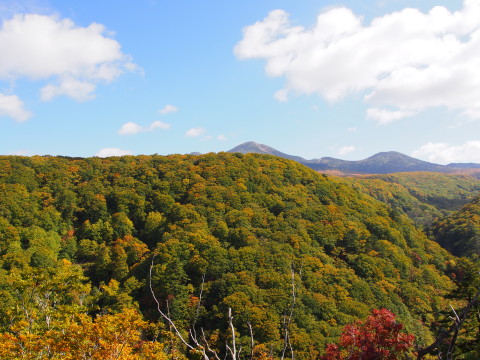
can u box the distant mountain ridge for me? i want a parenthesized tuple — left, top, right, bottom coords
(226, 141, 480, 175)
(227, 141, 313, 165)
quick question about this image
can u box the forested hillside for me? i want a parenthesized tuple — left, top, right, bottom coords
(0, 153, 460, 358)
(366, 172, 480, 212)
(347, 172, 480, 229)
(432, 195, 480, 258)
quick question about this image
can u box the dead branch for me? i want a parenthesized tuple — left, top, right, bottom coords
(248, 321, 254, 360)
(201, 327, 222, 360)
(417, 287, 480, 359)
(149, 256, 195, 352)
(191, 272, 206, 343)
(281, 263, 297, 360)
(150, 255, 304, 360)
(227, 307, 238, 360)
(150, 255, 224, 360)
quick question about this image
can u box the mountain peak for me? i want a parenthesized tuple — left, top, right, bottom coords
(226, 142, 480, 174)
(228, 141, 275, 154)
(367, 151, 416, 160)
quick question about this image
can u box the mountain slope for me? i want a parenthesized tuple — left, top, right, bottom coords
(447, 163, 480, 169)
(0, 153, 454, 357)
(227, 142, 480, 174)
(316, 151, 448, 174)
(345, 172, 480, 229)
(227, 141, 332, 170)
(227, 141, 308, 163)
(432, 195, 480, 257)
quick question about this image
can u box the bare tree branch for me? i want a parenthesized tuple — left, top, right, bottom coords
(417, 287, 480, 359)
(201, 327, 222, 360)
(150, 256, 228, 360)
(248, 321, 254, 360)
(191, 272, 206, 343)
(281, 263, 297, 360)
(149, 255, 194, 352)
(227, 307, 237, 360)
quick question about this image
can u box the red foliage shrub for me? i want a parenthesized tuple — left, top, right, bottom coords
(321, 308, 414, 360)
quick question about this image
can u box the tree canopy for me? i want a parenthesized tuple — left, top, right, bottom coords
(0, 153, 467, 358)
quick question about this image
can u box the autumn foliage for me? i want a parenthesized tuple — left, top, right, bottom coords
(0, 154, 462, 358)
(321, 309, 414, 360)
(0, 309, 170, 360)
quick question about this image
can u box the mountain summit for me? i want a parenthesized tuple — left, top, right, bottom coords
(316, 151, 448, 174)
(227, 141, 275, 154)
(227, 141, 309, 164)
(227, 142, 479, 175)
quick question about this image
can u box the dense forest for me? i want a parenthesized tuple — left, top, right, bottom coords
(432, 195, 480, 258)
(0, 153, 478, 359)
(346, 172, 480, 229)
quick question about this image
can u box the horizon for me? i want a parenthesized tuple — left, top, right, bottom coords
(3, 139, 479, 166)
(1, 0, 480, 164)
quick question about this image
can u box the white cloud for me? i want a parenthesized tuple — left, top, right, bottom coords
(8, 150, 31, 156)
(0, 13, 136, 102)
(40, 76, 96, 101)
(0, 1, 52, 19)
(366, 107, 416, 125)
(235, 1, 480, 121)
(118, 122, 143, 135)
(185, 127, 206, 138)
(95, 147, 133, 157)
(412, 141, 480, 164)
(0, 93, 31, 121)
(118, 120, 170, 135)
(217, 134, 227, 141)
(158, 104, 178, 115)
(347, 127, 357, 132)
(149, 120, 170, 130)
(274, 89, 288, 102)
(338, 145, 355, 155)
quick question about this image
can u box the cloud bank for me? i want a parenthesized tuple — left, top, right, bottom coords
(235, 1, 480, 123)
(413, 141, 480, 164)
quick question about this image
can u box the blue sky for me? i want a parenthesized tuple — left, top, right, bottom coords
(1, 0, 480, 164)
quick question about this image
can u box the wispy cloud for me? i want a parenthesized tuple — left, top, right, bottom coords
(158, 104, 178, 115)
(185, 127, 206, 138)
(338, 145, 355, 155)
(149, 120, 170, 130)
(95, 147, 133, 157)
(118, 120, 170, 135)
(274, 89, 288, 102)
(0, 1, 52, 19)
(235, 1, 480, 122)
(41, 77, 96, 102)
(8, 149, 31, 156)
(366, 108, 416, 125)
